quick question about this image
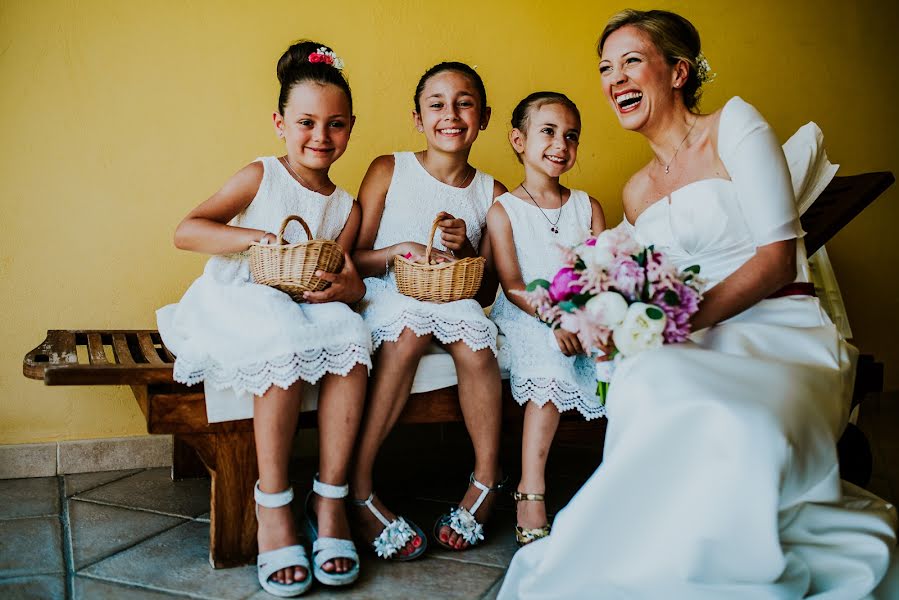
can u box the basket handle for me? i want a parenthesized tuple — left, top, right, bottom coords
(276, 215, 313, 245)
(424, 214, 445, 263)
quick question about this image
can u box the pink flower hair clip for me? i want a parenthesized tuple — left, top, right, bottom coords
(308, 47, 345, 70)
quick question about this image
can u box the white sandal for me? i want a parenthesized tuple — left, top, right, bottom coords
(352, 493, 427, 561)
(434, 472, 507, 550)
(255, 481, 312, 597)
(304, 475, 360, 586)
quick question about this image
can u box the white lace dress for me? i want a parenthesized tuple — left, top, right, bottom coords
(359, 152, 497, 353)
(156, 156, 372, 423)
(499, 98, 897, 598)
(490, 190, 604, 420)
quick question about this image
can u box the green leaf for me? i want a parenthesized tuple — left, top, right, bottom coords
(569, 292, 593, 308)
(574, 258, 586, 271)
(663, 290, 680, 306)
(525, 279, 551, 292)
(646, 306, 665, 320)
(559, 300, 578, 313)
(683, 265, 700, 274)
(633, 249, 647, 266)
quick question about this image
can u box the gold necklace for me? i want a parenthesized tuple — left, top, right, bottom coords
(521, 184, 563, 234)
(416, 152, 474, 187)
(660, 117, 698, 175)
(280, 156, 327, 194)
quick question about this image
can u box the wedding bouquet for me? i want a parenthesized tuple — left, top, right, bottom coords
(514, 223, 705, 403)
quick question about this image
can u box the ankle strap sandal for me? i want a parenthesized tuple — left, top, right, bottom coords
(304, 474, 359, 587)
(513, 490, 552, 547)
(254, 481, 311, 597)
(352, 493, 427, 561)
(434, 472, 507, 550)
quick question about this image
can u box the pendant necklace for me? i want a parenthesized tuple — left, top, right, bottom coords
(416, 152, 474, 187)
(521, 184, 563, 234)
(280, 156, 327, 194)
(661, 116, 698, 175)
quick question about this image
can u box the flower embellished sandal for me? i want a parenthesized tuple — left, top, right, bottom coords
(304, 476, 360, 587)
(513, 490, 552, 547)
(433, 473, 507, 550)
(254, 481, 312, 597)
(352, 493, 427, 561)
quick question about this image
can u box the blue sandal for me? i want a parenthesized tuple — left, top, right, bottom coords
(304, 475, 360, 587)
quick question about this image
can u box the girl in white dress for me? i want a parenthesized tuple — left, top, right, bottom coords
(500, 10, 896, 599)
(349, 62, 506, 559)
(487, 92, 606, 547)
(157, 41, 370, 596)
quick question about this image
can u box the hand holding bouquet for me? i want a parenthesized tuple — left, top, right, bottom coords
(514, 223, 705, 403)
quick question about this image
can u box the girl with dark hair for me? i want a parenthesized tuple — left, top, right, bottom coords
(349, 61, 507, 559)
(488, 91, 605, 547)
(500, 9, 896, 599)
(157, 41, 369, 596)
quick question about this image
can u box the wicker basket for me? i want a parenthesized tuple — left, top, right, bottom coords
(394, 215, 485, 303)
(249, 215, 344, 302)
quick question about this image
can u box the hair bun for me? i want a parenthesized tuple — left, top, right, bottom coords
(277, 40, 340, 85)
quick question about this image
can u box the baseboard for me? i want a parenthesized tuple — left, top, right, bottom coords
(0, 435, 173, 479)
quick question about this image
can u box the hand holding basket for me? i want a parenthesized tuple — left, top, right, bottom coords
(249, 215, 344, 302)
(393, 215, 485, 303)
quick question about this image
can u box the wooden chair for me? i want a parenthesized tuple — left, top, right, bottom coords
(22, 171, 894, 568)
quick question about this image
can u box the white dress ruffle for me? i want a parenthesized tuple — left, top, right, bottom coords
(498, 97, 896, 598)
(157, 156, 372, 423)
(490, 190, 605, 420)
(359, 152, 498, 354)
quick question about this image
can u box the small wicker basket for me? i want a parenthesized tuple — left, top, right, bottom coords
(249, 215, 344, 302)
(394, 215, 485, 303)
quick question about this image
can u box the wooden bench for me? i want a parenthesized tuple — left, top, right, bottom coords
(22, 172, 894, 568)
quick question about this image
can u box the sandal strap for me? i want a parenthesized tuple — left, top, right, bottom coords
(512, 491, 545, 502)
(467, 472, 506, 516)
(313, 475, 348, 499)
(352, 493, 391, 528)
(254, 480, 294, 508)
(312, 537, 358, 568)
(515, 524, 552, 545)
(257, 544, 309, 582)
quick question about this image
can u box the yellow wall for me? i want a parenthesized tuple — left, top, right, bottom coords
(2, 0, 897, 444)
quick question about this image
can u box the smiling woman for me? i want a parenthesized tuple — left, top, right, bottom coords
(498, 8, 898, 600)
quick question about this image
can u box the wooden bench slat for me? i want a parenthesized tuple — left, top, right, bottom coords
(43, 364, 175, 385)
(137, 332, 164, 365)
(112, 333, 136, 365)
(86, 333, 108, 365)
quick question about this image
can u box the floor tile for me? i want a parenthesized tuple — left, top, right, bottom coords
(0, 574, 65, 600)
(64, 469, 142, 497)
(0, 477, 60, 519)
(82, 521, 258, 600)
(75, 575, 187, 599)
(247, 556, 503, 600)
(482, 574, 505, 600)
(69, 499, 186, 569)
(0, 442, 57, 479)
(76, 468, 210, 518)
(0, 517, 64, 578)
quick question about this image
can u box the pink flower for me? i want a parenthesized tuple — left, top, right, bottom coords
(651, 281, 701, 343)
(549, 268, 583, 303)
(608, 257, 645, 301)
(308, 52, 333, 65)
(584, 237, 597, 247)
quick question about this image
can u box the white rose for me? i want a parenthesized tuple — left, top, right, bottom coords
(585, 291, 629, 328)
(612, 302, 667, 357)
(579, 243, 615, 269)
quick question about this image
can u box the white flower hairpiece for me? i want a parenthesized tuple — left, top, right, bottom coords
(308, 46, 345, 71)
(695, 52, 716, 85)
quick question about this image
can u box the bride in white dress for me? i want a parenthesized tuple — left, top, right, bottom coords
(499, 9, 897, 599)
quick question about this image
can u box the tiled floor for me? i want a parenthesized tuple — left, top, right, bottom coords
(1, 394, 896, 600)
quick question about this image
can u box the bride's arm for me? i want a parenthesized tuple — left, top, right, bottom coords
(689, 239, 795, 331)
(691, 97, 803, 331)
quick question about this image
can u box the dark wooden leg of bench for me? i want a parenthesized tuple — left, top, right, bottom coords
(171, 434, 209, 480)
(181, 431, 259, 568)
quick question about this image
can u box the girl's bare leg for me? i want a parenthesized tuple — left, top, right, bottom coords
(349, 328, 432, 555)
(312, 363, 367, 573)
(439, 341, 503, 549)
(254, 382, 305, 585)
(517, 401, 561, 529)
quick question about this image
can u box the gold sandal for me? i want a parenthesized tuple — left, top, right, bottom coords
(513, 491, 552, 547)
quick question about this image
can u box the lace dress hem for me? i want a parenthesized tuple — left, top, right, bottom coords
(510, 376, 606, 421)
(372, 310, 498, 355)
